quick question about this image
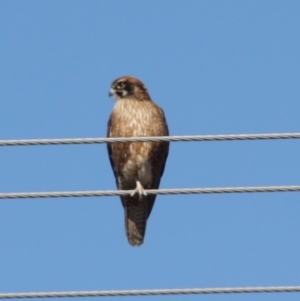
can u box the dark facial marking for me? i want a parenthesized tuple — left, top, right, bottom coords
(114, 80, 134, 97)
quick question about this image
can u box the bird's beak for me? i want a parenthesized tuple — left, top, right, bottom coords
(108, 88, 115, 97)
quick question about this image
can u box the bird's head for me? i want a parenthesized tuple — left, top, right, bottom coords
(109, 76, 151, 101)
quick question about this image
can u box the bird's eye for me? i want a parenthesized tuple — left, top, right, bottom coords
(116, 82, 125, 90)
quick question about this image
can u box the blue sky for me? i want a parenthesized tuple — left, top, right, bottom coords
(1, 1, 300, 300)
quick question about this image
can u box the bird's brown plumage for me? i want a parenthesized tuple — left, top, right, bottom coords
(107, 76, 169, 246)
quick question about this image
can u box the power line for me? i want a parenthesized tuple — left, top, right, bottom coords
(1, 132, 300, 147)
(0, 285, 299, 299)
(1, 185, 300, 199)
(1, 136, 299, 297)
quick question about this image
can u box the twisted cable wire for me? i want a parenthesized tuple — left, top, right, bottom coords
(1, 134, 299, 298)
(1, 185, 300, 199)
(1, 132, 300, 146)
(0, 286, 300, 299)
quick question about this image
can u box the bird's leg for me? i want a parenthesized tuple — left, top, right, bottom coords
(131, 181, 147, 199)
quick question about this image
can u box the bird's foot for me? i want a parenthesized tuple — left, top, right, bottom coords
(131, 181, 147, 199)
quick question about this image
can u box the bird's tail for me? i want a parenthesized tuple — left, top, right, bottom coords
(124, 199, 148, 246)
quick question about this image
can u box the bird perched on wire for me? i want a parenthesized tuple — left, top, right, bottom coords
(107, 76, 169, 246)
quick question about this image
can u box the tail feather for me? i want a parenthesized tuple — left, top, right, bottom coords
(124, 198, 148, 246)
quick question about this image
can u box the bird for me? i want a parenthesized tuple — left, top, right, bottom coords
(107, 76, 169, 246)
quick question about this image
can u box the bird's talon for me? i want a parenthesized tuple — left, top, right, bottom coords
(131, 181, 147, 199)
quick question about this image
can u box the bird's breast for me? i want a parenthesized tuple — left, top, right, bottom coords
(112, 99, 159, 136)
(110, 98, 164, 186)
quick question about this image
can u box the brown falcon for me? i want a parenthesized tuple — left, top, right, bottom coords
(107, 76, 169, 246)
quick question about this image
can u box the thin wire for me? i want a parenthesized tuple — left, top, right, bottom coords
(0, 285, 300, 299)
(1, 135, 298, 298)
(1, 132, 300, 146)
(1, 185, 300, 199)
